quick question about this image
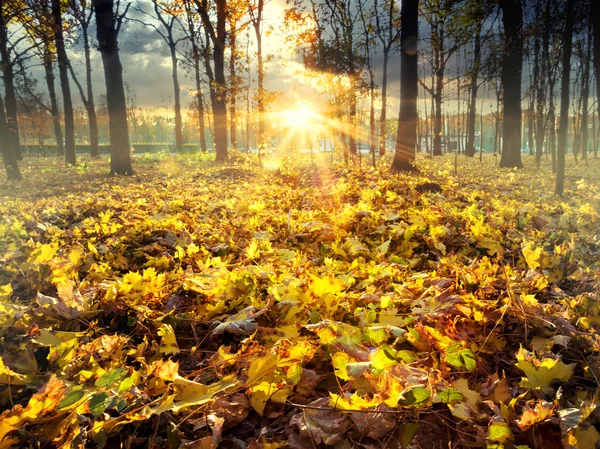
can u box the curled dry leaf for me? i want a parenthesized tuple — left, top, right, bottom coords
(288, 398, 350, 447)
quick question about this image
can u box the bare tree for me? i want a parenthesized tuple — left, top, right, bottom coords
(182, 0, 208, 152)
(391, 0, 418, 172)
(555, 0, 574, 195)
(137, 0, 187, 152)
(373, 0, 401, 157)
(52, 0, 76, 165)
(194, 0, 228, 162)
(67, 0, 100, 158)
(499, 0, 524, 168)
(92, 0, 133, 175)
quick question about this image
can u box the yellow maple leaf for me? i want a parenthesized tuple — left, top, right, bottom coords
(157, 324, 180, 355)
(248, 381, 291, 415)
(29, 243, 58, 265)
(522, 243, 543, 271)
(516, 347, 574, 389)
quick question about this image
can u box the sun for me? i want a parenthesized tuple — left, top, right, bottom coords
(281, 104, 316, 127)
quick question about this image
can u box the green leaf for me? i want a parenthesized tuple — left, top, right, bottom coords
(90, 392, 110, 417)
(398, 423, 420, 448)
(58, 387, 86, 410)
(376, 240, 391, 255)
(489, 422, 512, 443)
(398, 386, 430, 407)
(95, 368, 128, 388)
(445, 347, 477, 372)
(346, 362, 370, 379)
(395, 350, 416, 363)
(118, 376, 135, 394)
(437, 388, 464, 404)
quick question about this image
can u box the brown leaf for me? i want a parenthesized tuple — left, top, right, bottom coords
(288, 398, 350, 446)
(210, 393, 250, 428)
(350, 405, 398, 439)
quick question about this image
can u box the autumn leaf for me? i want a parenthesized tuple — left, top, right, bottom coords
(157, 324, 180, 355)
(171, 375, 240, 413)
(515, 347, 574, 389)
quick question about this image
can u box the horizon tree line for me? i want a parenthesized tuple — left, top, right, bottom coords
(0, 0, 598, 194)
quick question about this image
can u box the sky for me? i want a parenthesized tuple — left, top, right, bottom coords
(57, 0, 404, 117)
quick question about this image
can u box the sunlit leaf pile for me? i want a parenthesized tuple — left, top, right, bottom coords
(1, 153, 600, 448)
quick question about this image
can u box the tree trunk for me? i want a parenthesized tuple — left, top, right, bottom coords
(195, 63, 207, 153)
(423, 91, 430, 155)
(466, 13, 481, 158)
(212, 0, 228, 161)
(581, 17, 592, 165)
(479, 96, 484, 161)
(549, 83, 556, 172)
(535, 0, 551, 168)
(370, 78, 376, 167)
(43, 49, 65, 156)
(93, 0, 133, 175)
(391, 0, 418, 172)
(593, 80, 598, 159)
(499, 0, 524, 168)
(253, 0, 265, 155)
(349, 91, 357, 155)
(0, 91, 20, 180)
(592, 0, 600, 142)
(494, 84, 501, 157)
(170, 43, 183, 152)
(202, 30, 217, 150)
(0, 17, 21, 163)
(229, 32, 237, 150)
(379, 49, 390, 156)
(433, 67, 444, 156)
(52, 0, 76, 165)
(83, 28, 99, 158)
(555, 0, 574, 196)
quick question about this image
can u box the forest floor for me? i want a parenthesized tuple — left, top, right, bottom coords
(0, 151, 600, 449)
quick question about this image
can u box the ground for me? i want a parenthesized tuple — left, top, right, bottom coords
(0, 151, 599, 449)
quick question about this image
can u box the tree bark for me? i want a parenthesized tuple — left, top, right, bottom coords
(349, 91, 357, 155)
(499, 0, 524, 168)
(391, 0, 418, 172)
(593, 0, 600, 142)
(581, 16, 592, 165)
(549, 80, 556, 172)
(195, 62, 207, 153)
(433, 66, 444, 156)
(252, 0, 265, 154)
(379, 49, 390, 156)
(43, 48, 65, 156)
(555, 0, 574, 196)
(52, 0, 76, 165)
(196, 0, 228, 161)
(229, 31, 237, 150)
(170, 42, 183, 151)
(184, 3, 208, 153)
(0, 91, 20, 180)
(93, 0, 133, 175)
(82, 25, 100, 158)
(466, 9, 481, 158)
(535, 0, 551, 168)
(0, 14, 21, 163)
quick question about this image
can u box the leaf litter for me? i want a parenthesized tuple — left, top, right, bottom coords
(0, 153, 599, 448)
